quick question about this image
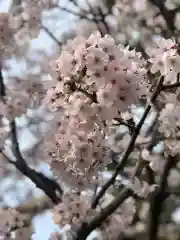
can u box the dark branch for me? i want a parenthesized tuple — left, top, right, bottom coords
(0, 67, 62, 204)
(11, 159, 62, 204)
(148, 0, 176, 33)
(76, 188, 133, 240)
(147, 155, 177, 240)
(113, 118, 135, 134)
(10, 120, 62, 204)
(91, 76, 164, 208)
(0, 66, 5, 97)
(162, 82, 180, 90)
(10, 120, 27, 167)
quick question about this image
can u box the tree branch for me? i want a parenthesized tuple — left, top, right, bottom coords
(0, 67, 62, 204)
(148, 0, 176, 33)
(113, 118, 135, 133)
(147, 155, 177, 240)
(76, 188, 133, 240)
(92, 76, 164, 208)
(162, 82, 180, 90)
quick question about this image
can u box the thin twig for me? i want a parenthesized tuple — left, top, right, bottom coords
(113, 117, 135, 133)
(84, 0, 107, 35)
(56, 5, 92, 20)
(96, 6, 110, 33)
(69, 0, 89, 14)
(41, 24, 62, 47)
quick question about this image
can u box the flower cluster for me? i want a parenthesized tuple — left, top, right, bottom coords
(52, 191, 135, 239)
(141, 149, 166, 173)
(159, 96, 180, 156)
(101, 197, 135, 239)
(0, 90, 30, 120)
(13, 226, 33, 240)
(113, 0, 162, 46)
(0, 121, 10, 145)
(45, 31, 148, 190)
(41, 0, 59, 9)
(0, 13, 14, 59)
(0, 208, 28, 238)
(148, 38, 180, 83)
(0, 74, 45, 120)
(9, 0, 41, 39)
(9, 0, 59, 40)
(128, 177, 157, 198)
(53, 191, 94, 231)
(50, 232, 63, 240)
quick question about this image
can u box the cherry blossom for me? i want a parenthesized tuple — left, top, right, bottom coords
(45, 31, 149, 191)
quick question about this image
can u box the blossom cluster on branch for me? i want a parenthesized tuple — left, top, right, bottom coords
(44, 31, 150, 191)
